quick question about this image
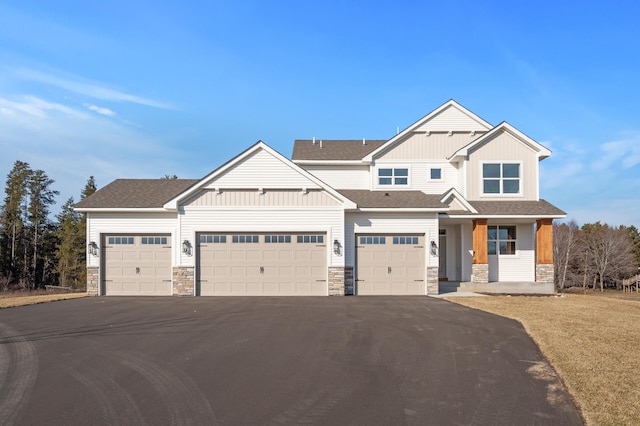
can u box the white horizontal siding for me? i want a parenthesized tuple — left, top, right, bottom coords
(87, 212, 178, 268)
(184, 189, 340, 207)
(302, 165, 369, 189)
(488, 223, 535, 281)
(371, 160, 462, 194)
(180, 207, 344, 267)
(345, 212, 439, 268)
(205, 150, 321, 189)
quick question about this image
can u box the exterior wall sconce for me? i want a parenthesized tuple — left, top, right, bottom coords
(182, 240, 192, 256)
(88, 241, 99, 257)
(430, 240, 439, 257)
(333, 239, 342, 256)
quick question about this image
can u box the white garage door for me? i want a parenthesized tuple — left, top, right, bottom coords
(356, 234, 425, 295)
(103, 235, 172, 296)
(197, 233, 327, 296)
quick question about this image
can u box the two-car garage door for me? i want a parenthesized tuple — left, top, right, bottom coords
(197, 233, 327, 296)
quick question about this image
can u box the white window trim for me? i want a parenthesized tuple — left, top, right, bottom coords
(375, 165, 411, 188)
(429, 167, 443, 182)
(487, 225, 519, 257)
(480, 161, 523, 198)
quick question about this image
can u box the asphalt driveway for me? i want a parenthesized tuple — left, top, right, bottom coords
(0, 297, 582, 425)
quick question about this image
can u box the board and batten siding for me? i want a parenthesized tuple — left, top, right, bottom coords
(371, 160, 462, 194)
(204, 149, 321, 189)
(179, 207, 345, 267)
(378, 132, 482, 161)
(414, 105, 491, 132)
(466, 131, 539, 201)
(183, 189, 340, 207)
(345, 212, 439, 268)
(86, 212, 178, 268)
(488, 223, 535, 282)
(302, 165, 369, 190)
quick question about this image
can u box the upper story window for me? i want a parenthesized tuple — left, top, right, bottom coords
(483, 163, 520, 194)
(378, 168, 408, 185)
(430, 168, 442, 180)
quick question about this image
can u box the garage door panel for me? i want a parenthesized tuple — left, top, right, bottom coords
(103, 235, 171, 296)
(198, 232, 326, 296)
(356, 234, 425, 296)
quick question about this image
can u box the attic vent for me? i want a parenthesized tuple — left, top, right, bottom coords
(363, 138, 366, 145)
(312, 137, 316, 145)
(320, 140, 323, 148)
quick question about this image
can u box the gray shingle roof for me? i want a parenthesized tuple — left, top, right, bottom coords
(461, 199, 566, 216)
(292, 140, 387, 161)
(338, 190, 448, 209)
(74, 179, 199, 209)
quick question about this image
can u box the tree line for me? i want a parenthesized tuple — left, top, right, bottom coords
(554, 221, 640, 291)
(0, 161, 96, 292)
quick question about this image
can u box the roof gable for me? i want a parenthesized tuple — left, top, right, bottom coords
(364, 100, 493, 161)
(164, 141, 356, 209)
(449, 122, 551, 161)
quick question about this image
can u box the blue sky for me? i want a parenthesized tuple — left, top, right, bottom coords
(1, 0, 639, 227)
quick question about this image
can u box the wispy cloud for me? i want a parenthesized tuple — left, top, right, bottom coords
(85, 103, 116, 116)
(10, 67, 174, 109)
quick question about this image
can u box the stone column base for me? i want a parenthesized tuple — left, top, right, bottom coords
(328, 267, 348, 296)
(536, 263, 555, 284)
(173, 266, 195, 296)
(427, 267, 439, 295)
(86, 266, 99, 296)
(471, 264, 489, 283)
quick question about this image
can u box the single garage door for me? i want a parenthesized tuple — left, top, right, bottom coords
(197, 233, 327, 296)
(103, 235, 172, 296)
(356, 234, 425, 295)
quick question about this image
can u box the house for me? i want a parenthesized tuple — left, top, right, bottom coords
(74, 100, 565, 296)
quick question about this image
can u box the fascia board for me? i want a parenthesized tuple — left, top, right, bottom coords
(354, 208, 449, 212)
(73, 208, 173, 213)
(445, 214, 566, 219)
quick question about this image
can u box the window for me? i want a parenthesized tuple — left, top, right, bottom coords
(488, 226, 516, 255)
(108, 236, 134, 245)
(359, 236, 386, 245)
(142, 237, 168, 245)
(232, 235, 259, 243)
(264, 235, 291, 243)
(199, 235, 227, 243)
(393, 236, 419, 245)
(378, 168, 408, 185)
(430, 168, 442, 180)
(483, 163, 520, 194)
(297, 235, 324, 243)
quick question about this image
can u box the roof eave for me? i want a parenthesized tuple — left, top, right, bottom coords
(74, 207, 175, 213)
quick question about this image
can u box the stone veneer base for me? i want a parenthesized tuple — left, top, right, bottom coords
(86, 266, 99, 296)
(536, 263, 555, 285)
(173, 266, 195, 296)
(427, 267, 439, 295)
(471, 263, 489, 283)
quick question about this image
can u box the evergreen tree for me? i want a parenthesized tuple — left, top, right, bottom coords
(81, 176, 97, 199)
(0, 161, 32, 284)
(55, 197, 84, 289)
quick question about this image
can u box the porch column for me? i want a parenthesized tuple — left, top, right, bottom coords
(471, 219, 489, 283)
(536, 219, 555, 284)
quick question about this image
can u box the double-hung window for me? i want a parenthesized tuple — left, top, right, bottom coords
(483, 163, 520, 194)
(378, 168, 408, 185)
(488, 226, 516, 255)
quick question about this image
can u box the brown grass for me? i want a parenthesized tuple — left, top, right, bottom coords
(0, 292, 87, 309)
(445, 293, 640, 426)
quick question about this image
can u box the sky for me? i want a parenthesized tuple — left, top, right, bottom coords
(1, 0, 639, 227)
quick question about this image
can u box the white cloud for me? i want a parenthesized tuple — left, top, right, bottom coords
(85, 103, 116, 116)
(10, 67, 174, 110)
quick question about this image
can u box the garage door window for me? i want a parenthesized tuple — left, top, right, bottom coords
(108, 236, 134, 244)
(142, 237, 168, 245)
(393, 236, 419, 245)
(232, 235, 259, 243)
(297, 235, 324, 243)
(199, 235, 227, 243)
(265, 235, 292, 243)
(359, 236, 386, 244)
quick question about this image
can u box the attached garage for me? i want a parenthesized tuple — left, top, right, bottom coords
(197, 232, 327, 296)
(102, 235, 172, 296)
(355, 234, 425, 295)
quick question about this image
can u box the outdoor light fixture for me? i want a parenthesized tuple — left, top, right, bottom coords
(333, 239, 341, 255)
(182, 240, 192, 256)
(430, 240, 439, 257)
(88, 241, 99, 257)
